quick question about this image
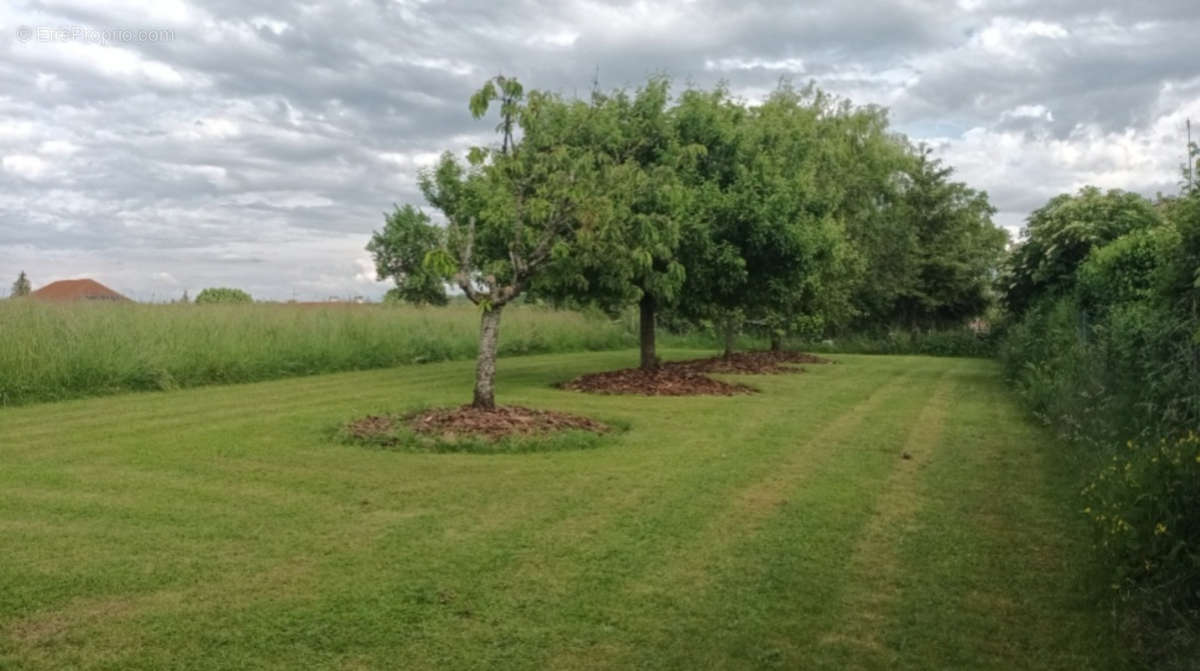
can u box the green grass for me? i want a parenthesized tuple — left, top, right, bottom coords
(0, 351, 1123, 669)
(0, 301, 644, 406)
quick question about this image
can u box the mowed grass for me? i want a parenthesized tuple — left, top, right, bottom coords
(0, 352, 1123, 670)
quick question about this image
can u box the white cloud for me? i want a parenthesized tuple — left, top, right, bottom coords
(1003, 104, 1054, 122)
(2, 154, 50, 180)
(38, 139, 80, 155)
(705, 57, 806, 73)
(354, 257, 378, 284)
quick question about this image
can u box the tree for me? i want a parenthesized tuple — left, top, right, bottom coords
(675, 82, 849, 356)
(10, 271, 31, 297)
(195, 287, 252, 304)
(179, 290, 190, 304)
(886, 147, 1006, 328)
(1001, 187, 1161, 316)
(368, 76, 611, 409)
(529, 77, 687, 370)
(367, 205, 450, 306)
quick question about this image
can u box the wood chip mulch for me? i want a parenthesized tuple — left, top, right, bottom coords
(665, 350, 830, 375)
(558, 367, 755, 396)
(558, 350, 830, 396)
(346, 406, 609, 442)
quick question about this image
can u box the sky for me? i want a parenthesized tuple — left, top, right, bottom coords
(2, 0, 1199, 301)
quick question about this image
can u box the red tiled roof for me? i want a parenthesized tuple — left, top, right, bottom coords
(30, 279, 130, 302)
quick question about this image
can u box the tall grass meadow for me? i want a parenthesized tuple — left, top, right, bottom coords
(0, 301, 643, 406)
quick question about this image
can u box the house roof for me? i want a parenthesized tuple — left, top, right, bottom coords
(30, 279, 130, 302)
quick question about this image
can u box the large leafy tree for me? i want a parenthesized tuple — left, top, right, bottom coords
(530, 77, 687, 370)
(828, 107, 917, 331)
(887, 147, 1006, 328)
(1001, 187, 1161, 316)
(367, 76, 611, 409)
(675, 82, 849, 355)
(10, 271, 31, 297)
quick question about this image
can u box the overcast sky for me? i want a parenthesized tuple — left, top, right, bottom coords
(2, 0, 1198, 301)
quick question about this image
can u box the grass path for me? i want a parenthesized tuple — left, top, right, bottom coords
(0, 351, 1121, 669)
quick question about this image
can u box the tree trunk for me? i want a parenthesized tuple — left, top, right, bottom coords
(472, 305, 503, 410)
(770, 332, 782, 351)
(722, 319, 736, 359)
(639, 293, 657, 371)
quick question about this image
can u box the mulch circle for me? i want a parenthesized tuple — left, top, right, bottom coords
(559, 367, 755, 396)
(346, 405, 609, 442)
(666, 350, 830, 375)
(558, 350, 831, 396)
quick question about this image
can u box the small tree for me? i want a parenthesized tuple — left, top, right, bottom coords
(368, 205, 450, 306)
(11, 271, 31, 297)
(179, 290, 190, 304)
(195, 287, 252, 304)
(368, 76, 611, 409)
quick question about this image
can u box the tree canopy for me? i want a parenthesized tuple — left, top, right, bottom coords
(1000, 186, 1160, 316)
(368, 76, 616, 408)
(368, 74, 1007, 407)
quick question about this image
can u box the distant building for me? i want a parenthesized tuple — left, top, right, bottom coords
(30, 279, 130, 302)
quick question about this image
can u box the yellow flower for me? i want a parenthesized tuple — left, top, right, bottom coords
(1155, 523, 1167, 536)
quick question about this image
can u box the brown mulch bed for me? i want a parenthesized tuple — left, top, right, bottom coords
(558, 350, 831, 396)
(665, 350, 830, 375)
(345, 405, 609, 442)
(558, 367, 756, 396)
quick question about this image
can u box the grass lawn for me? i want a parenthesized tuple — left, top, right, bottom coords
(0, 351, 1122, 670)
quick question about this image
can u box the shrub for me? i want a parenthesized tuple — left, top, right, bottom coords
(195, 287, 253, 304)
(1083, 433, 1200, 660)
(1000, 187, 1200, 665)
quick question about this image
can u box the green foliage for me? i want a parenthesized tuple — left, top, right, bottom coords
(1083, 433, 1200, 659)
(531, 77, 686, 315)
(1000, 186, 1200, 664)
(1001, 187, 1160, 316)
(673, 82, 856, 349)
(194, 287, 253, 304)
(1076, 226, 1175, 314)
(1157, 191, 1200, 311)
(882, 148, 1007, 328)
(367, 205, 450, 306)
(10, 271, 31, 298)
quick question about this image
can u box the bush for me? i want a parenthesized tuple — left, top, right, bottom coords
(1083, 433, 1200, 661)
(195, 287, 253, 304)
(999, 187, 1200, 665)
